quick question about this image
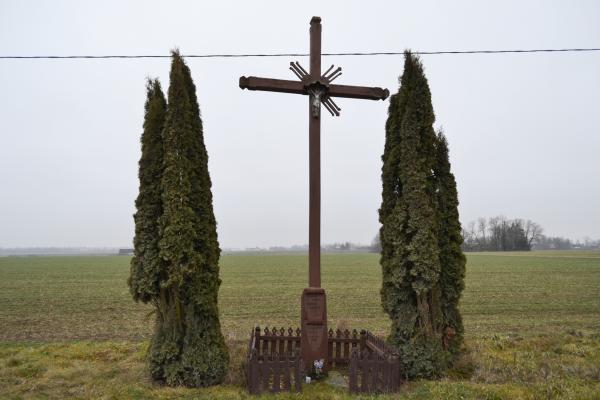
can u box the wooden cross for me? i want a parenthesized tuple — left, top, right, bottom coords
(239, 16, 388, 367)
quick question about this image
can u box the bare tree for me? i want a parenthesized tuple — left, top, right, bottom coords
(467, 221, 477, 249)
(477, 217, 487, 249)
(371, 232, 382, 253)
(461, 227, 470, 242)
(524, 220, 543, 248)
(488, 215, 508, 251)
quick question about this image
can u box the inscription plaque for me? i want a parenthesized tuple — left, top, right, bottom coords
(303, 292, 325, 322)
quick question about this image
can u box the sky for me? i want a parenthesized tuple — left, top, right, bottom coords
(0, 1, 599, 248)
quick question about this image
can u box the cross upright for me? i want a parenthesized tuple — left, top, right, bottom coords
(239, 16, 388, 369)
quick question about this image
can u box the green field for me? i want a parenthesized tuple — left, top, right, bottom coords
(1, 252, 600, 399)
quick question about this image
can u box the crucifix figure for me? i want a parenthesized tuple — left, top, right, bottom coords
(239, 16, 389, 369)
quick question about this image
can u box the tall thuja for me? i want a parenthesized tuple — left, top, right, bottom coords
(149, 51, 228, 387)
(379, 51, 448, 378)
(434, 131, 466, 354)
(129, 79, 166, 303)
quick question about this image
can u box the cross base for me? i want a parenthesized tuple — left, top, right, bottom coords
(300, 287, 328, 371)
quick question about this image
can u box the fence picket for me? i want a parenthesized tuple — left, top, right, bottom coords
(272, 355, 281, 393)
(382, 357, 391, 391)
(295, 358, 303, 392)
(343, 329, 350, 360)
(358, 353, 367, 393)
(327, 328, 334, 364)
(334, 329, 342, 363)
(349, 350, 358, 392)
(260, 357, 269, 392)
(374, 355, 382, 391)
(282, 355, 291, 391)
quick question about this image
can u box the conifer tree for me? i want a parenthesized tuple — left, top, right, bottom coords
(379, 51, 448, 378)
(148, 51, 229, 387)
(434, 131, 466, 354)
(129, 79, 166, 303)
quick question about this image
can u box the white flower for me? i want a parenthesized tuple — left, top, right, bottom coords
(314, 359, 324, 370)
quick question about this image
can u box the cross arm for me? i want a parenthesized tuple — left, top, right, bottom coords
(239, 76, 306, 95)
(328, 84, 389, 101)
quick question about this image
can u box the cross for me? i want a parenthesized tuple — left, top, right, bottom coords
(239, 16, 388, 368)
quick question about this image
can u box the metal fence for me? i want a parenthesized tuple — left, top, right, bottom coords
(348, 349, 401, 393)
(327, 328, 362, 367)
(246, 327, 303, 394)
(246, 326, 401, 394)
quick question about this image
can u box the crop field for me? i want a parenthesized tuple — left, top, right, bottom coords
(1, 251, 600, 399)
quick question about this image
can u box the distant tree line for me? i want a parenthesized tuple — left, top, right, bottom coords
(533, 235, 572, 250)
(256, 225, 599, 255)
(461, 216, 600, 251)
(461, 216, 542, 251)
(265, 242, 374, 253)
(533, 235, 600, 250)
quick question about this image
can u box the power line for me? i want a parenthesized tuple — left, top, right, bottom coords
(1, 47, 600, 59)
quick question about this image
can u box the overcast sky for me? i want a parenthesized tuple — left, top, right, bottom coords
(0, 1, 599, 248)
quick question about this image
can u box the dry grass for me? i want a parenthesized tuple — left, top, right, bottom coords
(1, 333, 599, 399)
